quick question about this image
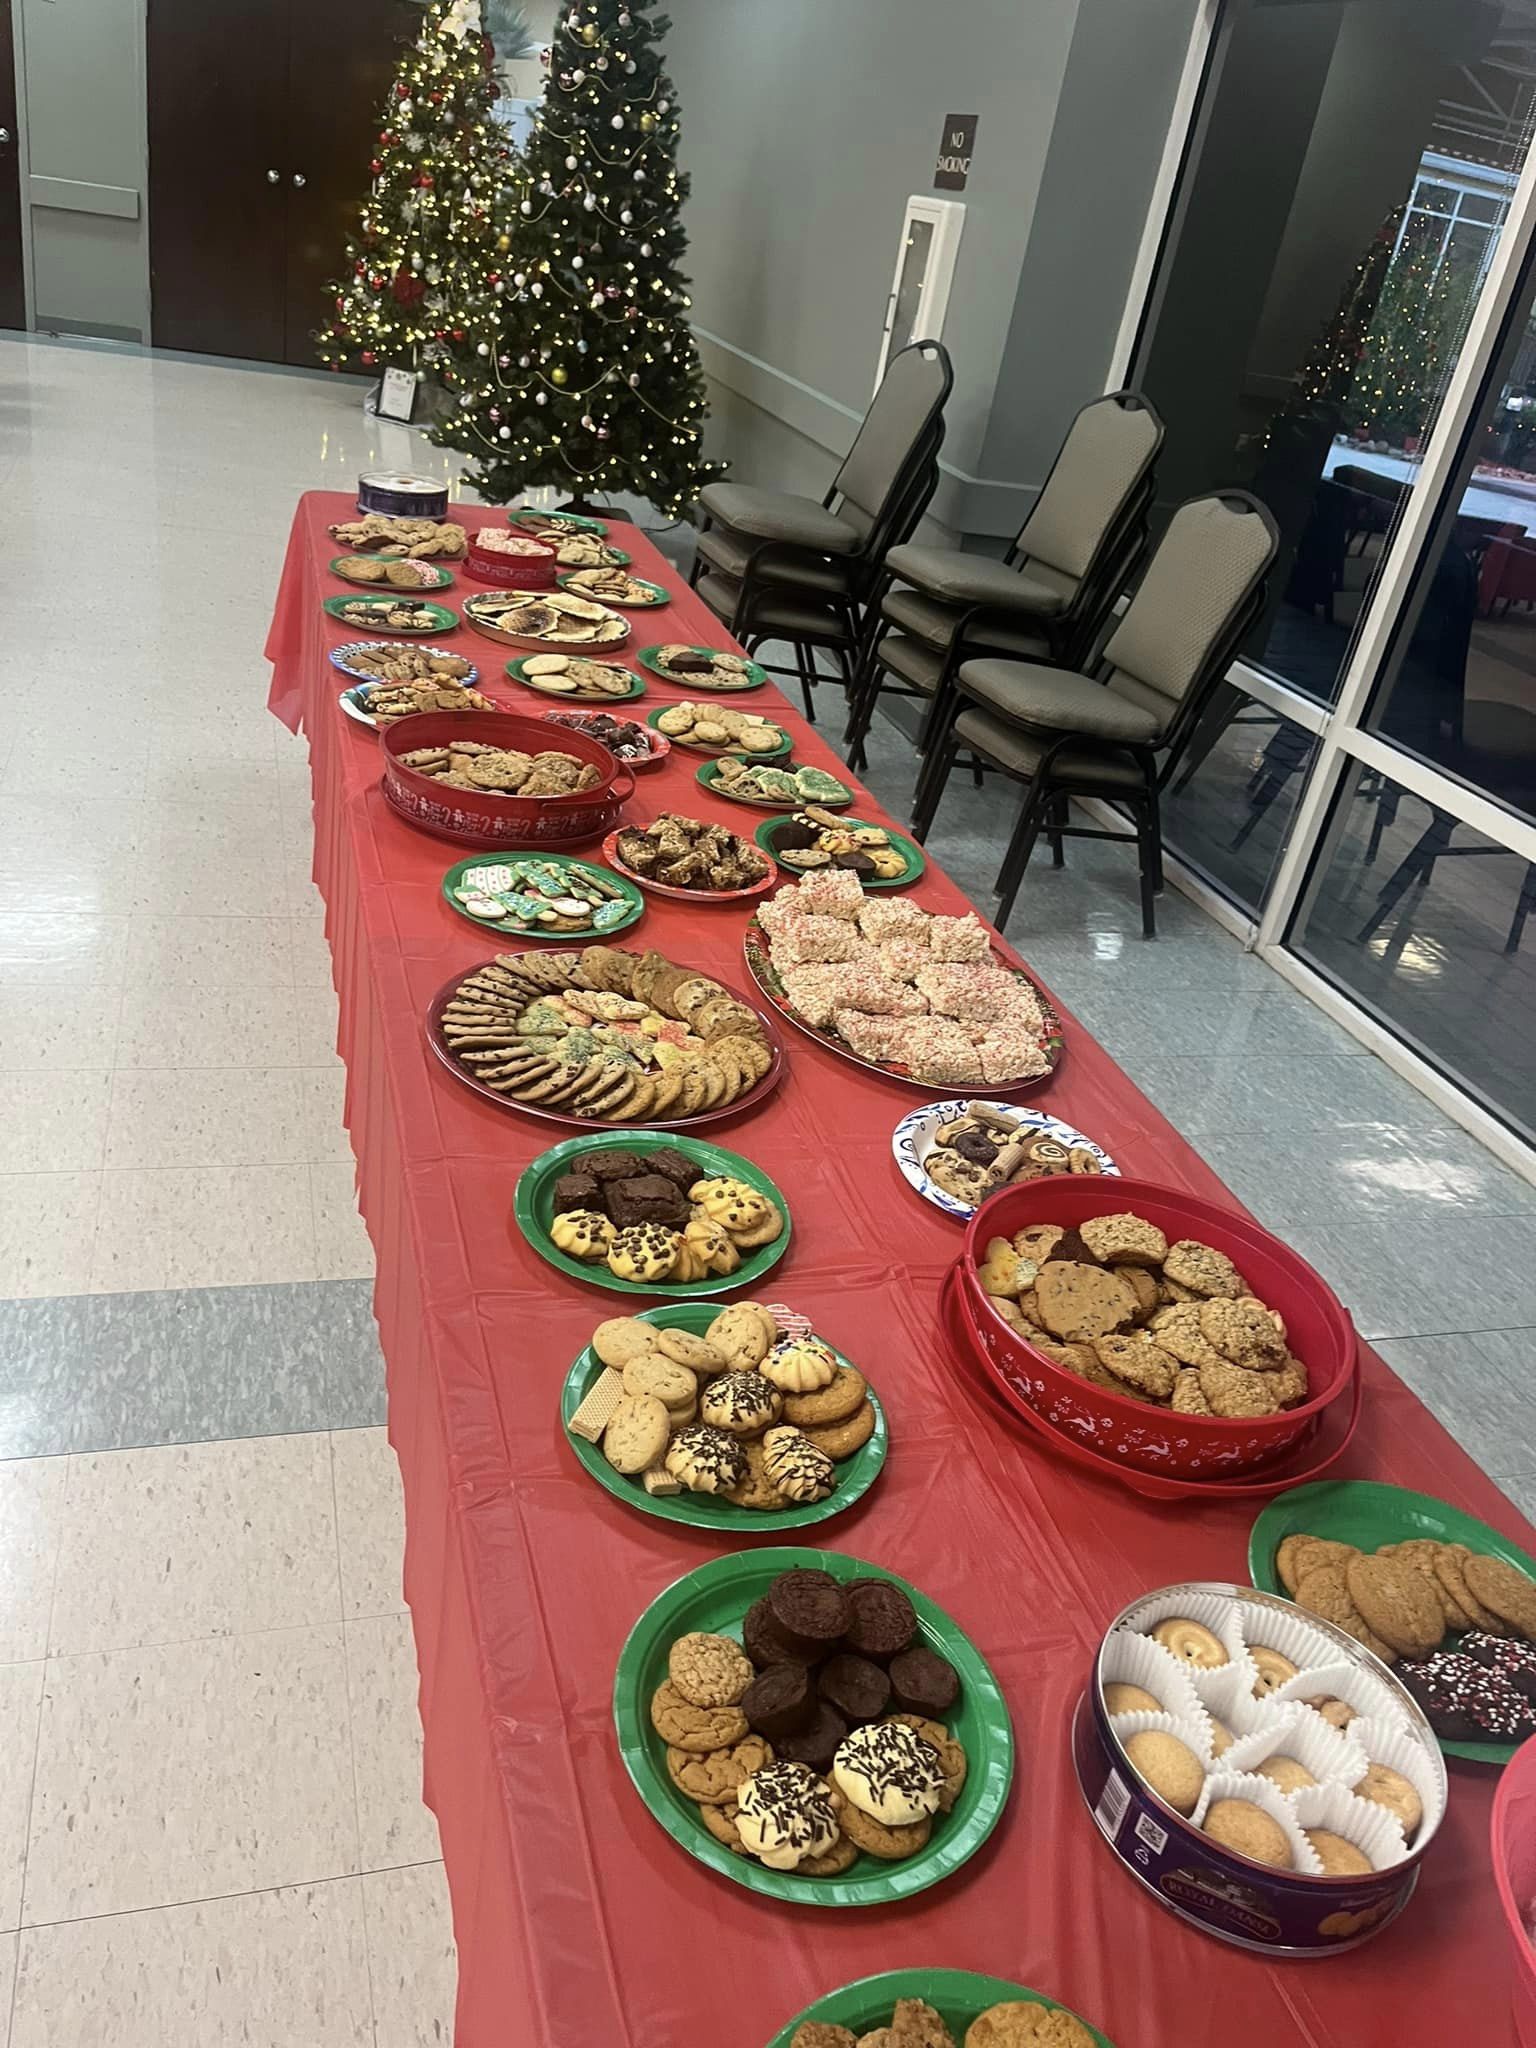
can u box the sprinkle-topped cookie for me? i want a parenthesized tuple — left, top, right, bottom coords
(734, 1760, 838, 1870)
(832, 1719, 945, 1826)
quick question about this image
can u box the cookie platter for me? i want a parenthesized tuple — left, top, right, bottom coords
(604, 815, 777, 902)
(1075, 1580, 1448, 1955)
(427, 943, 785, 1128)
(539, 707, 669, 769)
(516, 1130, 790, 1296)
(699, 758, 856, 812)
(893, 1101, 1118, 1221)
(505, 654, 646, 702)
(638, 643, 768, 691)
(440, 854, 644, 940)
(613, 1546, 1013, 1904)
(766, 1970, 1114, 2048)
(463, 588, 630, 651)
(1249, 1479, 1536, 1763)
(563, 1303, 887, 1531)
(755, 811, 924, 889)
(329, 641, 479, 691)
(323, 594, 459, 636)
(647, 702, 792, 759)
(558, 567, 669, 607)
(330, 553, 454, 590)
(745, 880, 1063, 1092)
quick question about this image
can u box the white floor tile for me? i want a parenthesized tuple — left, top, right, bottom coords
(365, 1862, 458, 2048)
(0, 989, 119, 1072)
(0, 1930, 14, 2040)
(103, 1067, 349, 1169)
(0, 1174, 103, 1297)
(0, 1462, 67, 1665)
(331, 1430, 405, 1620)
(0, 1663, 45, 1930)
(0, 1073, 112, 1173)
(344, 1614, 439, 1872)
(122, 914, 294, 988)
(0, 913, 129, 988)
(11, 1880, 373, 2048)
(291, 983, 342, 1066)
(87, 1165, 318, 1292)
(114, 984, 302, 1068)
(50, 1437, 341, 1655)
(312, 1162, 375, 1281)
(288, 914, 337, 987)
(24, 1626, 357, 1924)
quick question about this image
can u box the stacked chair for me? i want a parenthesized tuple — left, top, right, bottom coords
(689, 341, 954, 719)
(910, 491, 1280, 938)
(842, 391, 1164, 770)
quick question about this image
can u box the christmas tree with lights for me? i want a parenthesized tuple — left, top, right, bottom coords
(316, 0, 513, 382)
(429, 0, 722, 515)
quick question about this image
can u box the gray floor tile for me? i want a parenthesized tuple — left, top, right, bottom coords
(1284, 1216, 1536, 1341)
(1197, 1123, 1536, 1229)
(0, 1279, 384, 1459)
(1374, 1334, 1536, 1478)
(1112, 1051, 1452, 1136)
(1490, 1472, 1536, 1524)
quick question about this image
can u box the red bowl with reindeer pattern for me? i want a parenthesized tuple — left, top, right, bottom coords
(379, 710, 633, 849)
(955, 1177, 1359, 1480)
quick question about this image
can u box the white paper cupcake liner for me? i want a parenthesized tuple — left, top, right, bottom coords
(1105, 1707, 1220, 1779)
(1190, 1767, 1319, 1874)
(1347, 1714, 1447, 1843)
(1235, 1598, 1348, 1685)
(1290, 1780, 1409, 1873)
(1099, 1627, 1208, 1726)
(1117, 1589, 1252, 1704)
(1267, 1659, 1408, 1735)
(1221, 1700, 1367, 1792)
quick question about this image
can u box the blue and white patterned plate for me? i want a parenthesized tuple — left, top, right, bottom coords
(891, 1099, 1119, 1221)
(327, 641, 480, 690)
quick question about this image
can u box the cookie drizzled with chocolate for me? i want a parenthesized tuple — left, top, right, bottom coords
(832, 1720, 945, 1826)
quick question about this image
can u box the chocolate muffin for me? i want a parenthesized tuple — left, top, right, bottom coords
(643, 1147, 701, 1192)
(889, 1645, 960, 1718)
(768, 1569, 851, 1658)
(585, 1149, 647, 1184)
(843, 1579, 917, 1662)
(817, 1652, 891, 1726)
(772, 1699, 848, 1772)
(742, 1595, 814, 1670)
(551, 1170, 602, 1214)
(606, 1173, 689, 1229)
(742, 1662, 814, 1739)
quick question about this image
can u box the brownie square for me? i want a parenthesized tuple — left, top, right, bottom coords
(551, 1171, 602, 1214)
(606, 1174, 690, 1229)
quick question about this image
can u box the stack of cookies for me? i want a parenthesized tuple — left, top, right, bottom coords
(550, 1151, 785, 1284)
(568, 1304, 879, 1513)
(645, 1566, 967, 1876)
(976, 1210, 1311, 1419)
(1277, 1528, 1536, 1740)
(791, 1996, 1097, 2048)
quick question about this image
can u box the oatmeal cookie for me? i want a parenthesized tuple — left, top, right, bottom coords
(1078, 1212, 1168, 1267)
(1162, 1239, 1244, 1298)
(1197, 1357, 1282, 1418)
(1092, 1333, 1177, 1399)
(782, 1364, 868, 1426)
(667, 1631, 753, 1708)
(1198, 1296, 1286, 1367)
(1147, 1302, 1226, 1371)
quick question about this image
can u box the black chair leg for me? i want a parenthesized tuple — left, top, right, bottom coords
(911, 734, 960, 843)
(687, 518, 709, 588)
(1132, 799, 1158, 938)
(843, 645, 884, 770)
(794, 643, 817, 723)
(995, 779, 1050, 933)
(1506, 864, 1536, 954)
(1048, 794, 1067, 868)
(1144, 770, 1164, 895)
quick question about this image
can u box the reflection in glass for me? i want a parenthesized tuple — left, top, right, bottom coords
(1291, 762, 1536, 1142)
(890, 219, 935, 356)
(1161, 691, 1318, 915)
(1133, 0, 1533, 706)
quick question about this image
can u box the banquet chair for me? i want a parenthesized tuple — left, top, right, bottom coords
(843, 391, 1164, 772)
(910, 491, 1279, 937)
(689, 341, 953, 718)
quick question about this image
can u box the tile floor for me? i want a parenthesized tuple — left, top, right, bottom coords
(0, 332, 1531, 2042)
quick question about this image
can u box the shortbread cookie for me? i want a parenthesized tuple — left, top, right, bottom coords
(700, 1370, 781, 1435)
(1249, 1646, 1299, 1697)
(1124, 1730, 1204, 1815)
(1306, 1828, 1371, 1876)
(1102, 1683, 1163, 1716)
(664, 1422, 748, 1493)
(1034, 1262, 1136, 1342)
(1151, 1617, 1227, 1669)
(799, 1402, 876, 1461)
(1202, 1797, 1292, 1869)
(668, 1631, 753, 1709)
(1356, 1760, 1422, 1840)
(761, 1426, 836, 1504)
(1256, 1754, 1314, 1796)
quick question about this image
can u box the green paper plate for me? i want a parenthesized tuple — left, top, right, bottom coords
(766, 1969, 1115, 2048)
(1248, 1478, 1536, 1764)
(507, 507, 609, 535)
(646, 705, 792, 760)
(329, 554, 454, 591)
(515, 1129, 790, 1297)
(754, 812, 926, 889)
(557, 571, 670, 607)
(613, 1545, 1014, 1905)
(697, 758, 855, 812)
(637, 644, 769, 691)
(562, 1304, 886, 1532)
(504, 655, 647, 702)
(440, 853, 644, 941)
(322, 595, 458, 636)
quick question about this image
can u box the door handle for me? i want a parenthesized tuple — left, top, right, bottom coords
(0, 129, 10, 145)
(292, 172, 306, 188)
(267, 169, 280, 183)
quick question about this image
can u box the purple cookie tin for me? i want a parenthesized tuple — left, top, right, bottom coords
(357, 471, 450, 521)
(1073, 1580, 1448, 1956)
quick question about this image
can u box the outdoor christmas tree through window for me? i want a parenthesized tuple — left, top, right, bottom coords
(429, 0, 723, 515)
(317, 0, 512, 383)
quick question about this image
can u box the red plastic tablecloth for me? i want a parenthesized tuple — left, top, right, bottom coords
(268, 492, 1528, 2047)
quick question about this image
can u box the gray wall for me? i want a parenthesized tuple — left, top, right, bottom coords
(19, 0, 149, 339)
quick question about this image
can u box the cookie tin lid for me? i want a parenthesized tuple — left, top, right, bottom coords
(358, 470, 446, 494)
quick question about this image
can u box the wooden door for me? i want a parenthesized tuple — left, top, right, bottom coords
(147, 0, 288, 360)
(0, 0, 25, 331)
(283, 0, 416, 367)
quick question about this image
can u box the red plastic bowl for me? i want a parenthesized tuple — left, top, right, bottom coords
(465, 533, 558, 587)
(379, 710, 633, 849)
(957, 1176, 1359, 1480)
(1494, 1735, 1536, 2047)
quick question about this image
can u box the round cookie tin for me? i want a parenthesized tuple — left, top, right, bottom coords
(1073, 1580, 1449, 1957)
(356, 471, 450, 520)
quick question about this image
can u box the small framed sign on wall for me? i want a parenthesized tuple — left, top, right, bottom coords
(934, 115, 978, 192)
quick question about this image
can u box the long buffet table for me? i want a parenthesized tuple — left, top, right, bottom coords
(267, 491, 1529, 2047)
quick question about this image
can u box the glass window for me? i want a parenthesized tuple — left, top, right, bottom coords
(1290, 761, 1536, 1143)
(1364, 219, 1536, 830)
(1132, 0, 1531, 707)
(1160, 690, 1319, 915)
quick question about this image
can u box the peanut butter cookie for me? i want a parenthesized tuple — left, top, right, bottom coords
(665, 1733, 773, 1804)
(782, 1364, 868, 1426)
(649, 1679, 749, 1753)
(836, 1799, 932, 1861)
(1346, 1555, 1445, 1658)
(1464, 1553, 1536, 1639)
(799, 1402, 876, 1461)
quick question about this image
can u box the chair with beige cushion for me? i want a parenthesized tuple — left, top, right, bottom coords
(689, 342, 953, 718)
(910, 492, 1278, 937)
(842, 391, 1163, 769)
